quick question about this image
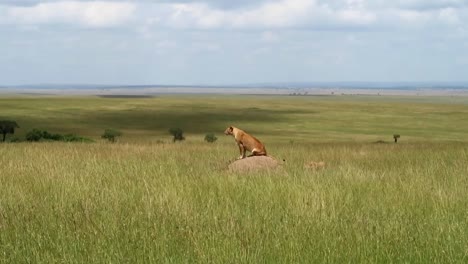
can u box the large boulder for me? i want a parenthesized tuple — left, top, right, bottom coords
(228, 156, 281, 173)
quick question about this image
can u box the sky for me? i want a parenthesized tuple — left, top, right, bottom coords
(0, 0, 467, 85)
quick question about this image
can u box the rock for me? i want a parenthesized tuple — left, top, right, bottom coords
(228, 156, 280, 173)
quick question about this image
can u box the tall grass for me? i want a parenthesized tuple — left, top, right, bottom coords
(1, 95, 468, 262)
(1, 142, 467, 263)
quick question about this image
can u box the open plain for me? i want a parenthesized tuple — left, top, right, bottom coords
(1, 95, 468, 263)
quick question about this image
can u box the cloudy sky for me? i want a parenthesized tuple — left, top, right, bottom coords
(1, 0, 467, 85)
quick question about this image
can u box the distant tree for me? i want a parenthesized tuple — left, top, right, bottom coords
(204, 133, 217, 143)
(393, 134, 401, 143)
(0, 120, 19, 142)
(169, 128, 185, 142)
(101, 129, 122, 143)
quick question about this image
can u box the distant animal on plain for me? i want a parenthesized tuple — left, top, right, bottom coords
(224, 126, 267, 159)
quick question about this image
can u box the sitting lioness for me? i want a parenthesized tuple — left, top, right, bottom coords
(224, 126, 267, 159)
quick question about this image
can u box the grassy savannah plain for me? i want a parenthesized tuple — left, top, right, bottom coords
(1, 95, 468, 263)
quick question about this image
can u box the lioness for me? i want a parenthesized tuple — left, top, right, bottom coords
(224, 126, 267, 159)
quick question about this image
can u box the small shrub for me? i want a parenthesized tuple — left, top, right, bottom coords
(42, 131, 64, 141)
(204, 133, 218, 143)
(63, 134, 94, 143)
(101, 129, 122, 143)
(393, 134, 401, 143)
(41, 130, 52, 139)
(169, 128, 185, 142)
(26, 129, 44, 142)
(26, 129, 93, 143)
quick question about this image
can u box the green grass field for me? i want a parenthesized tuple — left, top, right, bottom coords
(1, 95, 468, 263)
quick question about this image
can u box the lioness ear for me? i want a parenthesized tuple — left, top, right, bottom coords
(229, 126, 233, 131)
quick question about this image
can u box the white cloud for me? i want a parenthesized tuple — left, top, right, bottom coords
(1, 0, 467, 32)
(396, 10, 431, 24)
(4, 1, 135, 27)
(167, 3, 226, 29)
(386, 6, 465, 29)
(386, 0, 467, 10)
(232, 0, 315, 28)
(336, 9, 376, 25)
(149, 0, 376, 30)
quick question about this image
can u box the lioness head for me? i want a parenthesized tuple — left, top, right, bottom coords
(224, 126, 234, 135)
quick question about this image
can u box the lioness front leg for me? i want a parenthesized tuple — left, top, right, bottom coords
(238, 143, 246, 159)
